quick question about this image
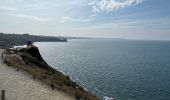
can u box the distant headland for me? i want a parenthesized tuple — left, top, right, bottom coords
(0, 33, 67, 48)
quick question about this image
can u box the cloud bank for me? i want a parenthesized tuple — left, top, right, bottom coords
(60, 15, 96, 22)
(60, 17, 90, 22)
(8, 13, 50, 22)
(89, 0, 144, 12)
(0, 6, 18, 11)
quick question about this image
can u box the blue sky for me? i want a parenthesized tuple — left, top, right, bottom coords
(0, 0, 170, 40)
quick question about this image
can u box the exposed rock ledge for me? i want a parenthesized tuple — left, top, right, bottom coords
(1, 46, 99, 100)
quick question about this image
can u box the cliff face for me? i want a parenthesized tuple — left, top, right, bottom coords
(16, 46, 59, 74)
(1, 47, 99, 100)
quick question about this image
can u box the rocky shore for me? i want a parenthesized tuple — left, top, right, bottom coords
(0, 46, 99, 100)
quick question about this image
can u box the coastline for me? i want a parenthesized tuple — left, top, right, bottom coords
(0, 49, 74, 100)
(0, 33, 67, 49)
(0, 48, 99, 100)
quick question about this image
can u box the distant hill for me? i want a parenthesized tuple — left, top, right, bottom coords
(0, 33, 67, 48)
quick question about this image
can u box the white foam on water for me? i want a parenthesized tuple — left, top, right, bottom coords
(13, 45, 27, 48)
(103, 96, 114, 100)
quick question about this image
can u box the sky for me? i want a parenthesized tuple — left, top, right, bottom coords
(0, 0, 170, 40)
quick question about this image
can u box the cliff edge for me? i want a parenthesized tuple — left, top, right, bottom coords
(0, 49, 74, 100)
(1, 46, 99, 100)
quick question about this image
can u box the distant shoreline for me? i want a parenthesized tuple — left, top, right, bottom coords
(0, 33, 67, 48)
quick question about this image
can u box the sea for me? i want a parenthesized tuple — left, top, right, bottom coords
(35, 39, 170, 100)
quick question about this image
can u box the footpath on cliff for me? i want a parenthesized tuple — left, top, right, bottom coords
(0, 49, 74, 100)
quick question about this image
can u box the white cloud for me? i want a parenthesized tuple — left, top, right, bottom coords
(60, 17, 90, 22)
(0, 6, 18, 11)
(60, 14, 96, 22)
(8, 13, 50, 22)
(89, 0, 144, 12)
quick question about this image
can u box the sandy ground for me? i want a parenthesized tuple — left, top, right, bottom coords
(0, 49, 74, 100)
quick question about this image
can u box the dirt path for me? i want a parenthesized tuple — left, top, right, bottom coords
(0, 49, 74, 100)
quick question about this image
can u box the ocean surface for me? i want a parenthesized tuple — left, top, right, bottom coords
(35, 39, 170, 100)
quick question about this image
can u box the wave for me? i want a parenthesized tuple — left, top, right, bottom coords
(103, 96, 114, 100)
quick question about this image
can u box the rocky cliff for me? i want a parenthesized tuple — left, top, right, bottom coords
(1, 46, 99, 100)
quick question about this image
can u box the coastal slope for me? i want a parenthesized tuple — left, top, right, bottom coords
(0, 49, 74, 100)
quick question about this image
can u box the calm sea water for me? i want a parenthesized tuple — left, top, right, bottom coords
(35, 39, 170, 100)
